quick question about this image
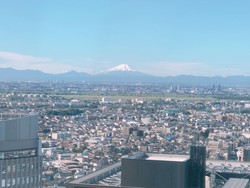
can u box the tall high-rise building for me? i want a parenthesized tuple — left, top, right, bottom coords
(121, 152, 191, 188)
(121, 146, 206, 188)
(0, 114, 42, 188)
(190, 145, 206, 188)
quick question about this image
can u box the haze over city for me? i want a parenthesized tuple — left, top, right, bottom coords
(0, 1, 250, 76)
(2, 1, 250, 188)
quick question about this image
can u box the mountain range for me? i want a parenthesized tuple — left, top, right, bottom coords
(1, 64, 250, 86)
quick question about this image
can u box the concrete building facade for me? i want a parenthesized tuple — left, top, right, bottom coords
(0, 114, 42, 188)
(121, 152, 191, 188)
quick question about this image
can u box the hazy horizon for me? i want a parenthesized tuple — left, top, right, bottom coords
(1, 1, 250, 76)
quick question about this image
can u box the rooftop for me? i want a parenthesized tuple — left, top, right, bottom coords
(0, 113, 35, 121)
(222, 178, 249, 188)
(69, 162, 121, 184)
(123, 152, 190, 162)
(68, 158, 250, 187)
(146, 153, 190, 162)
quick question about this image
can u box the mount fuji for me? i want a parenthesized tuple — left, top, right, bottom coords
(95, 64, 156, 82)
(107, 64, 134, 72)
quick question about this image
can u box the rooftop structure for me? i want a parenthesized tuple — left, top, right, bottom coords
(207, 160, 250, 173)
(0, 113, 30, 121)
(66, 162, 121, 187)
(146, 153, 190, 162)
(123, 151, 190, 162)
(121, 152, 192, 188)
(222, 178, 249, 188)
(67, 158, 250, 188)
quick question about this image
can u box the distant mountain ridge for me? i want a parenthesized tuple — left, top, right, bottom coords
(1, 66, 250, 86)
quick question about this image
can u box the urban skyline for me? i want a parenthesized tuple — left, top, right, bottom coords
(2, 81, 250, 187)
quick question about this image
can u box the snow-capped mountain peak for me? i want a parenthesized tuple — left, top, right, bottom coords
(107, 64, 134, 72)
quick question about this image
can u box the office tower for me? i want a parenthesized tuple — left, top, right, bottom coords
(0, 114, 42, 188)
(190, 145, 206, 188)
(121, 152, 191, 188)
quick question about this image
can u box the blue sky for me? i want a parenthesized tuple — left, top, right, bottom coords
(0, 0, 250, 76)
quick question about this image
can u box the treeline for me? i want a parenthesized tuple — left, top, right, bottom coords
(214, 95, 250, 101)
(47, 108, 84, 116)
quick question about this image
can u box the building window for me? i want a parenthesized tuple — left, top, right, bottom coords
(7, 165, 11, 173)
(7, 179, 10, 186)
(2, 179, 6, 187)
(30, 177, 33, 183)
(12, 165, 16, 172)
(1, 166, 6, 174)
(22, 164, 26, 171)
(12, 179, 15, 186)
(17, 164, 21, 172)
(0, 149, 37, 160)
